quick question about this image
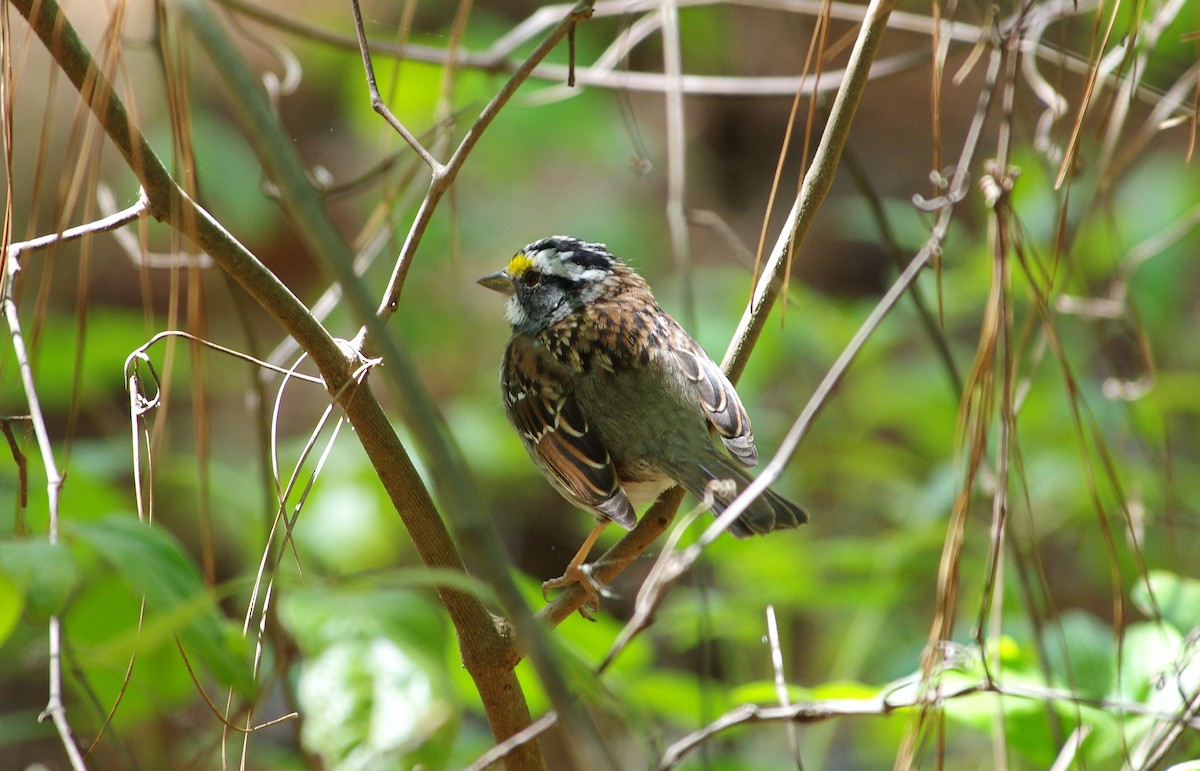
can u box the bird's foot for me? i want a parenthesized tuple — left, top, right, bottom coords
(542, 563, 607, 620)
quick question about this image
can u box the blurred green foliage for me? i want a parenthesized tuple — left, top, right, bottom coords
(2, 0, 1199, 769)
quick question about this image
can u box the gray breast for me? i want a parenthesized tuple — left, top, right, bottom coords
(573, 355, 708, 482)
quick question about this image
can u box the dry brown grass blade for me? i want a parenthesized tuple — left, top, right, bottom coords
(778, 0, 834, 321)
(1053, 0, 1123, 189)
(750, 0, 830, 300)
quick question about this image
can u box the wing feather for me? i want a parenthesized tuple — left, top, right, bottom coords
(503, 335, 636, 528)
(672, 341, 758, 467)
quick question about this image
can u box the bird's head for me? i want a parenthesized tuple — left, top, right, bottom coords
(478, 236, 625, 334)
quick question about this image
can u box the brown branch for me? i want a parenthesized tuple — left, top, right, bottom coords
(537, 488, 685, 626)
(6, 1, 541, 767)
(350, 3, 627, 764)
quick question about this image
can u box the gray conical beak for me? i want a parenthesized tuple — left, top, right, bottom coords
(477, 270, 514, 295)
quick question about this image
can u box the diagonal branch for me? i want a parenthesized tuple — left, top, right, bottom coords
(6, 1, 542, 766)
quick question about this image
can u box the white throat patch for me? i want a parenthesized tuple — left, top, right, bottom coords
(505, 296, 528, 328)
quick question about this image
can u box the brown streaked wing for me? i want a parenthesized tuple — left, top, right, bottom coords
(503, 335, 636, 528)
(672, 339, 758, 467)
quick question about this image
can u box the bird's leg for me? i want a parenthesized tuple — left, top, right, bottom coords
(542, 521, 608, 619)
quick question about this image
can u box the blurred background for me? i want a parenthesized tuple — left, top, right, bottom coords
(2, 0, 1199, 768)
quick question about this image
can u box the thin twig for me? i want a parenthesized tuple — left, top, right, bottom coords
(6, 187, 149, 260)
(97, 185, 211, 268)
(723, 0, 897, 382)
(2, 184, 149, 771)
(371, 0, 597, 320)
(659, 676, 1200, 769)
(659, 0, 694, 329)
(124, 330, 326, 387)
(767, 606, 805, 769)
(1, 214, 118, 771)
(898, 38, 1006, 766)
(464, 712, 562, 771)
(597, 495, 710, 674)
(348, 0, 442, 172)
(173, 638, 298, 734)
(1094, 0, 1188, 192)
(841, 144, 963, 397)
(660, 679, 963, 768)
(0, 418, 29, 510)
(218, 0, 1130, 100)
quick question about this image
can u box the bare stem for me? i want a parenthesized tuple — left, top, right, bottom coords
(6, 1, 540, 766)
(372, 0, 597, 320)
(1, 209, 153, 765)
(348, 0, 442, 172)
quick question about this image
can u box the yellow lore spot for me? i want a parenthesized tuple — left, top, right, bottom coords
(506, 252, 533, 278)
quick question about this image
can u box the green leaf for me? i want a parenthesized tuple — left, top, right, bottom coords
(1132, 570, 1200, 634)
(1119, 621, 1185, 705)
(298, 636, 458, 771)
(622, 668, 731, 726)
(0, 539, 79, 618)
(727, 679, 880, 706)
(64, 575, 196, 727)
(1044, 610, 1114, 699)
(279, 581, 449, 661)
(66, 516, 254, 693)
(0, 573, 23, 647)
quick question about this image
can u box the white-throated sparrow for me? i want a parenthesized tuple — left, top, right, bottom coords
(479, 236, 807, 614)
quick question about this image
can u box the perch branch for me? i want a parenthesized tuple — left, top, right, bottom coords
(7, 1, 540, 765)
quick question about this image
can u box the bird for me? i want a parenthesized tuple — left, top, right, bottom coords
(478, 236, 808, 616)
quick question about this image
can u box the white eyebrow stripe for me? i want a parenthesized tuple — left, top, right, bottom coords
(530, 249, 608, 283)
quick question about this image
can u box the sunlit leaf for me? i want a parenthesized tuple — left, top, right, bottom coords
(0, 539, 78, 618)
(1132, 570, 1200, 634)
(0, 573, 23, 647)
(298, 635, 458, 771)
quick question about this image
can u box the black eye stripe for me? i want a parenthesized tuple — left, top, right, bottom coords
(522, 272, 581, 292)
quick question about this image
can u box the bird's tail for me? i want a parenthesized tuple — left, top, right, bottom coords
(668, 454, 809, 538)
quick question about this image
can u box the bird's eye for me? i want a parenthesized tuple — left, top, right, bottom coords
(523, 272, 541, 287)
